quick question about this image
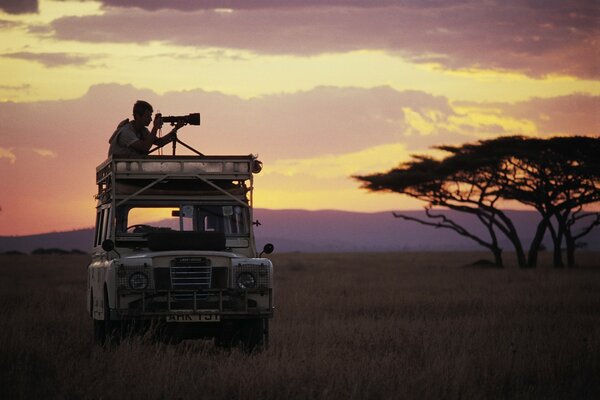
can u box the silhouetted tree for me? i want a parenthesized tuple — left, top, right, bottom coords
(355, 136, 600, 268)
(441, 136, 600, 267)
(355, 154, 517, 267)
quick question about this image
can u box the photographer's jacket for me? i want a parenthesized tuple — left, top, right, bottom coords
(108, 119, 149, 157)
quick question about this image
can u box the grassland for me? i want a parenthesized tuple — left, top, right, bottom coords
(0, 252, 599, 400)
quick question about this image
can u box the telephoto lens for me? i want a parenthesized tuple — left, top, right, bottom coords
(162, 113, 201, 125)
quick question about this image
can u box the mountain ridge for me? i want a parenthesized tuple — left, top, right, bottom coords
(1, 209, 598, 253)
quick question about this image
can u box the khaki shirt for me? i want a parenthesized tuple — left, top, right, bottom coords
(108, 120, 150, 157)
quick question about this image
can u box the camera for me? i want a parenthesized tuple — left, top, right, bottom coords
(161, 113, 201, 126)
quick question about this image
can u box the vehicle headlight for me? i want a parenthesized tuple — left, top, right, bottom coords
(129, 272, 149, 290)
(236, 272, 256, 289)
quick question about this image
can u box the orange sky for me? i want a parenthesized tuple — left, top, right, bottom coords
(0, 0, 598, 236)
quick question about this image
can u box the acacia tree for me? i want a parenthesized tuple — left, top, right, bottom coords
(355, 154, 525, 267)
(355, 136, 600, 268)
(441, 136, 600, 267)
(541, 137, 600, 267)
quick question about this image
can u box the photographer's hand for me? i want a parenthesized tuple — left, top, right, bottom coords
(152, 113, 163, 131)
(154, 122, 184, 147)
(167, 121, 185, 139)
(171, 121, 185, 132)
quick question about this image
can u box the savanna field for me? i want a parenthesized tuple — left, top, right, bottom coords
(0, 252, 599, 400)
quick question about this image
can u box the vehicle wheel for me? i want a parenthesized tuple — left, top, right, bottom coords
(215, 322, 240, 349)
(240, 319, 267, 352)
(95, 288, 121, 346)
(93, 317, 106, 345)
(106, 292, 123, 345)
(92, 290, 106, 345)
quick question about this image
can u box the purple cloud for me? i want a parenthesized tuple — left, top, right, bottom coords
(51, 1, 599, 78)
(0, 0, 37, 14)
(474, 94, 600, 136)
(1, 51, 92, 67)
(1, 83, 596, 165)
(99, 0, 458, 11)
(0, 19, 21, 28)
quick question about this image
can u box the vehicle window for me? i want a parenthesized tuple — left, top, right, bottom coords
(118, 205, 249, 236)
(125, 208, 178, 233)
(101, 207, 111, 243)
(94, 210, 103, 246)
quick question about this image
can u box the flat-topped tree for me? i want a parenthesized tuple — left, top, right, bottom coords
(440, 136, 600, 268)
(355, 136, 600, 268)
(355, 153, 517, 268)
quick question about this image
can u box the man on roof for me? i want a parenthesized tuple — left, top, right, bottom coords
(108, 100, 183, 157)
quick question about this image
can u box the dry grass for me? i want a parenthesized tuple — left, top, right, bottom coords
(0, 252, 599, 400)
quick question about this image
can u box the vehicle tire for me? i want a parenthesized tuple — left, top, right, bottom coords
(93, 317, 106, 345)
(100, 288, 121, 346)
(240, 318, 267, 352)
(104, 287, 123, 344)
(215, 322, 240, 349)
(92, 290, 106, 345)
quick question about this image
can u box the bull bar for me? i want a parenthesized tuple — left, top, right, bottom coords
(115, 288, 273, 319)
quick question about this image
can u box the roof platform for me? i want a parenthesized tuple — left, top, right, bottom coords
(97, 155, 257, 184)
(95, 155, 260, 207)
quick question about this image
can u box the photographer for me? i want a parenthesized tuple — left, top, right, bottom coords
(108, 100, 183, 157)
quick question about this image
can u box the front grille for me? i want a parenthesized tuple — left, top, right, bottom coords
(171, 257, 212, 302)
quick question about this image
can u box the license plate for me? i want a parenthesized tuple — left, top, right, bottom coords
(166, 314, 220, 322)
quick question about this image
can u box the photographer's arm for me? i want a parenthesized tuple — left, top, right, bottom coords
(154, 123, 184, 147)
(130, 129, 158, 153)
(129, 114, 163, 153)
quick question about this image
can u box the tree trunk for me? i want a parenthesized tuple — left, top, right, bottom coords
(527, 218, 548, 268)
(494, 212, 527, 268)
(553, 243, 564, 268)
(506, 235, 527, 268)
(548, 222, 564, 268)
(516, 244, 528, 269)
(492, 247, 503, 268)
(565, 233, 576, 268)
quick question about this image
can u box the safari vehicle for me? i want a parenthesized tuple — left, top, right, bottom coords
(87, 152, 274, 350)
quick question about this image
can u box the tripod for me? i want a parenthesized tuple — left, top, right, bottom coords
(148, 127, 204, 156)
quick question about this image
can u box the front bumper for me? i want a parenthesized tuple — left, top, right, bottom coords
(115, 288, 273, 320)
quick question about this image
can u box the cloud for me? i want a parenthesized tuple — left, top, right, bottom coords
(0, 83, 30, 91)
(0, 147, 16, 163)
(0, 84, 596, 164)
(98, 0, 458, 11)
(0, 18, 21, 28)
(0, 83, 597, 235)
(0, 0, 38, 14)
(31, 148, 57, 158)
(1, 51, 92, 67)
(50, 1, 599, 78)
(457, 94, 600, 136)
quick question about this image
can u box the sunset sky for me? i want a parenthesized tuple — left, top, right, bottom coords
(0, 0, 598, 236)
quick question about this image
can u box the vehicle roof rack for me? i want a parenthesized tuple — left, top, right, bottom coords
(95, 155, 260, 207)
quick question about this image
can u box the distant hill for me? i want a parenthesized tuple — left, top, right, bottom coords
(1, 209, 598, 253)
(0, 229, 94, 254)
(252, 209, 600, 252)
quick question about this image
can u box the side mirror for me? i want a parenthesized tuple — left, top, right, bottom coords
(260, 243, 274, 257)
(101, 239, 115, 252)
(252, 159, 263, 174)
(101, 239, 121, 258)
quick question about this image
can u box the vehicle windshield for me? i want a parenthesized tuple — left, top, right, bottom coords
(117, 204, 250, 236)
